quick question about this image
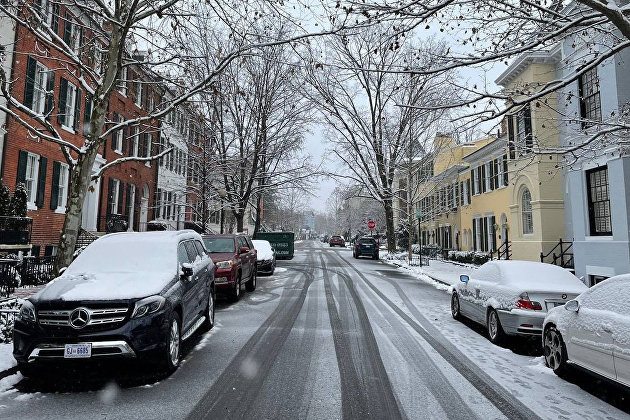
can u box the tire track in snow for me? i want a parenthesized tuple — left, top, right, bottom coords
(320, 253, 403, 420)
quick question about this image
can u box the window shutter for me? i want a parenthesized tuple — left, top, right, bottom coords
(480, 165, 486, 193)
(111, 112, 118, 150)
(155, 188, 161, 218)
(470, 170, 474, 194)
(125, 183, 132, 216)
(16, 150, 27, 185)
(134, 185, 141, 230)
(57, 78, 67, 126)
(467, 179, 471, 203)
(50, 161, 60, 210)
(491, 216, 497, 252)
(454, 183, 459, 207)
(106, 178, 114, 216)
(481, 217, 488, 252)
(121, 124, 127, 154)
(36, 156, 47, 208)
(51, 3, 60, 34)
(472, 219, 477, 251)
(83, 94, 92, 136)
(117, 182, 124, 214)
(493, 159, 499, 189)
(44, 70, 55, 119)
(523, 105, 533, 150)
(24, 56, 36, 109)
(460, 181, 464, 205)
(142, 85, 148, 110)
(503, 154, 508, 186)
(138, 132, 145, 157)
(63, 15, 72, 45)
(507, 116, 516, 159)
(73, 88, 81, 131)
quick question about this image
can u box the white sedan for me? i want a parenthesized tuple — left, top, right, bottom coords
(451, 260, 587, 345)
(543, 274, 630, 388)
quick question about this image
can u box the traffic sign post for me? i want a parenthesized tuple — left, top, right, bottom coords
(367, 220, 375, 237)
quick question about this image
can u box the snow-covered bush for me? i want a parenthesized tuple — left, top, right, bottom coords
(0, 299, 20, 343)
(447, 250, 491, 265)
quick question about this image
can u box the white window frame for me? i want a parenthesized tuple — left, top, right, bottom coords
(38, 0, 53, 25)
(55, 163, 69, 213)
(118, 66, 128, 96)
(472, 168, 479, 195)
(32, 62, 48, 114)
(134, 79, 142, 107)
(521, 188, 534, 235)
(70, 22, 80, 54)
(474, 217, 482, 252)
(145, 133, 152, 166)
(61, 81, 77, 132)
(484, 162, 491, 191)
(131, 129, 138, 157)
(127, 184, 136, 230)
(110, 179, 120, 214)
(496, 156, 504, 188)
(25, 153, 40, 210)
(486, 215, 495, 252)
(462, 181, 469, 205)
(114, 115, 124, 154)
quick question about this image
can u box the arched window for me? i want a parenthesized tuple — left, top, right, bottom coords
(521, 189, 533, 234)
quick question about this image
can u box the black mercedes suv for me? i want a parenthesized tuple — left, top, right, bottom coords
(13, 230, 215, 376)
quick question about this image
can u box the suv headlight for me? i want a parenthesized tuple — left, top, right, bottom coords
(17, 300, 36, 323)
(132, 296, 166, 318)
(216, 260, 233, 269)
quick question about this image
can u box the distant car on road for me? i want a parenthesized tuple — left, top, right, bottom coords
(451, 261, 587, 345)
(202, 234, 257, 301)
(252, 239, 276, 275)
(543, 274, 630, 389)
(13, 231, 216, 377)
(329, 235, 345, 247)
(353, 237, 379, 260)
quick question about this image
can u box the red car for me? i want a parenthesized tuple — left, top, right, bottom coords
(202, 234, 257, 301)
(329, 235, 345, 247)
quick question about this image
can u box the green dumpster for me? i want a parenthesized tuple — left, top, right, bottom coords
(253, 231, 295, 259)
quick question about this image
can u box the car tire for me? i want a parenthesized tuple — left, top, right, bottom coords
(487, 308, 507, 345)
(372, 253, 378, 260)
(230, 274, 241, 302)
(451, 292, 462, 320)
(201, 287, 215, 332)
(246, 268, 257, 292)
(157, 311, 181, 374)
(17, 361, 37, 378)
(544, 325, 569, 376)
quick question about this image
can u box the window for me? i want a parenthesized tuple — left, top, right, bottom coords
(130, 126, 138, 157)
(521, 188, 533, 235)
(484, 162, 491, 191)
(114, 114, 123, 153)
(55, 162, 69, 211)
(25, 153, 40, 208)
(134, 78, 142, 107)
(472, 168, 479, 195)
(36, 0, 52, 25)
(32, 62, 48, 114)
(508, 106, 532, 154)
(579, 68, 601, 127)
(60, 80, 78, 130)
(145, 133, 152, 166)
(589, 275, 609, 286)
(110, 179, 120, 214)
(118, 66, 128, 96)
(586, 166, 612, 236)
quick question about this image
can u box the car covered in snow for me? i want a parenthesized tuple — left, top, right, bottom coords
(252, 239, 276, 275)
(451, 260, 587, 345)
(543, 274, 630, 388)
(13, 230, 216, 376)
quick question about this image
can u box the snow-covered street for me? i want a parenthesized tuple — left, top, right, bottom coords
(0, 240, 628, 419)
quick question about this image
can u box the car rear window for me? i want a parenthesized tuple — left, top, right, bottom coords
(203, 237, 236, 253)
(359, 238, 375, 244)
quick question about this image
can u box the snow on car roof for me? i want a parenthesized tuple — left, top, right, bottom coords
(491, 260, 586, 293)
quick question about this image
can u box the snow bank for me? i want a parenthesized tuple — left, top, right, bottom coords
(252, 240, 274, 261)
(0, 343, 16, 372)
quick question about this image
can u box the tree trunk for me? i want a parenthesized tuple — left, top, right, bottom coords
(384, 198, 396, 252)
(407, 168, 413, 261)
(253, 193, 262, 235)
(54, 148, 99, 274)
(235, 212, 244, 233)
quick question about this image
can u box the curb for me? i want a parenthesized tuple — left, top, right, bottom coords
(387, 261, 452, 287)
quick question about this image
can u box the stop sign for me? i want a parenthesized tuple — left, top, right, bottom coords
(367, 220, 375, 230)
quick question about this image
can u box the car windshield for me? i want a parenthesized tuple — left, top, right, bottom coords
(203, 237, 236, 253)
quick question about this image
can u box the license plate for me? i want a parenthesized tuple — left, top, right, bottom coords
(64, 343, 92, 358)
(546, 302, 564, 311)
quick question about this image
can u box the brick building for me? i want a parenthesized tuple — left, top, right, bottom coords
(1, 2, 159, 256)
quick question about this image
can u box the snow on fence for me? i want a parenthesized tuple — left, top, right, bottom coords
(0, 298, 18, 343)
(0, 256, 55, 298)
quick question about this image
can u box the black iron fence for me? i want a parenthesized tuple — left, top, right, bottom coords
(0, 255, 56, 298)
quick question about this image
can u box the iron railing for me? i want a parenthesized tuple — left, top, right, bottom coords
(0, 256, 56, 298)
(494, 241, 512, 260)
(541, 238, 574, 269)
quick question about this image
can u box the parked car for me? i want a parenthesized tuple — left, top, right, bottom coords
(202, 234, 257, 301)
(451, 261, 587, 345)
(13, 231, 215, 377)
(543, 274, 630, 388)
(322, 235, 329, 243)
(353, 237, 379, 260)
(252, 239, 276, 275)
(329, 235, 345, 247)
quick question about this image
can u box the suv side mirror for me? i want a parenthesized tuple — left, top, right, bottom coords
(460, 275, 470, 283)
(240, 247, 249, 254)
(181, 263, 193, 278)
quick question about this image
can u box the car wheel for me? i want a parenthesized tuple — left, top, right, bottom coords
(270, 261, 276, 275)
(230, 274, 241, 302)
(246, 268, 257, 292)
(487, 308, 507, 345)
(451, 293, 462, 320)
(372, 253, 378, 260)
(544, 325, 569, 375)
(157, 312, 181, 373)
(201, 287, 215, 331)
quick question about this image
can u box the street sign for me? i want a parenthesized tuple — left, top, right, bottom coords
(415, 209, 422, 219)
(367, 220, 375, 230)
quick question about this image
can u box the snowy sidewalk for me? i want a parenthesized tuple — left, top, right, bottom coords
(385, 257, 477, 289)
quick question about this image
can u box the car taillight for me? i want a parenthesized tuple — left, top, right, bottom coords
(356, 244, 360, 248)
(516, 294, 542, 311)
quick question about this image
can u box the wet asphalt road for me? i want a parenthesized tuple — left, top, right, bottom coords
(0, 241, 627, 419)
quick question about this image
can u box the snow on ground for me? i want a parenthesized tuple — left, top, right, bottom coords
(0, 344, 15, 372)
(385, 257, 475, 287)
